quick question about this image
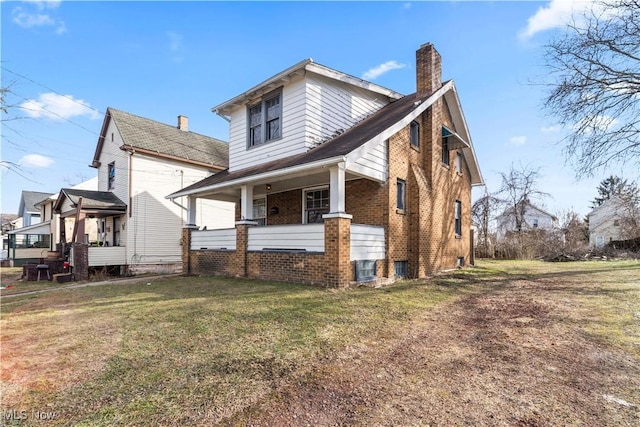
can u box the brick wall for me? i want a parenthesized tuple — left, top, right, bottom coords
(190, 250, 237, 276)
(246, 251, 325, 285)
(266, 189, 303, 225)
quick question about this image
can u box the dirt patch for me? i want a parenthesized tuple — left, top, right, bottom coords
(0, 292, 123, 407)
(234, 277, 640, 426)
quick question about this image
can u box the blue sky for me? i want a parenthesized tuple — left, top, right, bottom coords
(2, 0, 637, 217)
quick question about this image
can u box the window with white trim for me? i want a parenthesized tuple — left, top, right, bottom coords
(456, 152, 463, 174)
(410, 120, 420, 148)
(108, 162, 115, 190)
(397, 179, 406, 210)
(304, 187, 329, 224)
(248, 89, 282, 147)
(253, 197, 266, 226)
(442, 127, 451, 166)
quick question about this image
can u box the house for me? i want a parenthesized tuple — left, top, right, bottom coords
(168, 43, 484, 287)
(4, 190, 55, 266)
(1, 213, 19, 263)
(587, 195, 638, 247)
(54, 108, 234, 279)
(37, 177, 100, 248)
(495, 200, 558, 241)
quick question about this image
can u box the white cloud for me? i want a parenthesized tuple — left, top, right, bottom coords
(519, 0, 590, 40)
(167, 31, 182, 51)
(509, 136, 527, 146)
(19, 154, 54, 168)
(541, 125, 561, 133)
(20, 93, 99, 121)
(362, 60, 406, 80)
(403, 3, 412, 9)
(12, 1, 65, 33)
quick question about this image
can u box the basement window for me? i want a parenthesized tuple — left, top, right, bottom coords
(394, 260, 408, 278)
(355, 260, 377, 282)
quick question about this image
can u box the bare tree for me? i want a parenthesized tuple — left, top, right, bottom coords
(543, 0, 640, 177)
(497, 164, 549, 233)
(472, 191, 500, 257)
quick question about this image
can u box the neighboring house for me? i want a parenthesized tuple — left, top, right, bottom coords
(587, 195, 637, 248)
(36, 177, 100, 250)
(1, 213, 19, 262)
(5, 191, 55, 266)
(495, 200, 558, 241)
(169, 43, 484, 287)
(54, 109, 234, 278)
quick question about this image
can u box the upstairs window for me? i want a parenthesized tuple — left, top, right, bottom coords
(397, 179, 406, 211)
(442, 127, 452, 166)
(456, 152, 463, 174)
(248, 90, 282, 148)
(108, 162, 115, 190)
(454, 200, 462, 236)
(410, 120, 420, 148)
(533, 218, 539, 228)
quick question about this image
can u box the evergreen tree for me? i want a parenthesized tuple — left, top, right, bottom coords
(591, 176, 639, 208)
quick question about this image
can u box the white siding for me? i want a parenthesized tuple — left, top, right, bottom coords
(227, 72, 391, 172)
(126, 154, 234, 266)
(191, 228, 236, 250)
(248, 224, 324, 252)
(88, 247, 127, 266)
(228, 77, 308, 171)
(350, 224, 385, 261)
(347, 139, 388, 181)
(98, 120, 130, 205)
(304, 74, 389, 150)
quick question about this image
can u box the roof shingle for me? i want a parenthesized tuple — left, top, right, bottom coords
(103, 108, 229, 169)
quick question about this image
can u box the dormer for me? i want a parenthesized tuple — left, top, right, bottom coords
(213, 59, 403, 172)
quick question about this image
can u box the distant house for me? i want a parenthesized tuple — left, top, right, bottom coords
(54, 109, 234, 278)
(169, 43, 484, 287)
(587, 196, 638, 247)
(496, 200, 558, 241)
(5, 190, 55, 265)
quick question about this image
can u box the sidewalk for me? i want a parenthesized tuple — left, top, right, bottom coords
(1, 273, 182, 298)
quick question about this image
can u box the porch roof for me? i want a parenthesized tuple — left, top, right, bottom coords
(53, 189, 127, 216)
(169, 79, 484, 200)
(6, 220, 51, 235)
(170, 88, 435, 200)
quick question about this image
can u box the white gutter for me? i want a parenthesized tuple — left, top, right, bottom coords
(167, 155, 346, 200)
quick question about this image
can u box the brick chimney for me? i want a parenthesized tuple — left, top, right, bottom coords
(177, 115, 188, 132)
(416, 43, 442, 96)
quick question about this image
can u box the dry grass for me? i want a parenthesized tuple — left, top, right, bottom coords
(1, 260, 638, 426)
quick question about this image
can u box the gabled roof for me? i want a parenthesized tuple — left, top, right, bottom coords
(91, 108, 229, 170)
(18, 191, 54, 216)
(52, 189, 127, 213)
(586, 195, 626, 218)
(169, 80, 483, 200)
(212, 59, 404, 116)
(497, 200, 557, 222)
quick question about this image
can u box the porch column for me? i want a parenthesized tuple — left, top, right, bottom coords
(240, 185, 254, 220)
(186, 196, 198, 228)
(329, 162, 346, 214)
(323, 213, 353, 288)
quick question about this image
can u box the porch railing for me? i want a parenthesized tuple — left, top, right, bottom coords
(191, 228, 237, 250)
(248, 224, 324, 252)
(350, 224, 385, 261)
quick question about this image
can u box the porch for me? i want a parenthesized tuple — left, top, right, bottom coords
(185, 222, 386, 287)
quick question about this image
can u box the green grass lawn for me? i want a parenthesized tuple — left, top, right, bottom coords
(1, 259, 638, 426)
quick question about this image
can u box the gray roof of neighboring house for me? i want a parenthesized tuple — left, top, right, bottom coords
(92, 108, 229, 170)
(54, 189, 127, 211)
(19, 191, 54, 215)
